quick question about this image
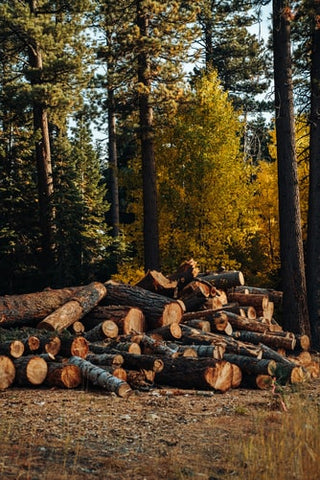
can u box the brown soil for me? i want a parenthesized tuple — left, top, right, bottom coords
(1, 377, 320, 480)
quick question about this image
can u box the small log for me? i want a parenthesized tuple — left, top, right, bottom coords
(69, 321, 85, 335)
(84, 320, 119, 342)
(116, 352, 164, 373)
(198, 271, 245, 289)
(37, 282, 107, 332)
(46, 362, 82, 388)
(59, 336, 89, 359)
(86, 353, 124, 367)
(184, 344, 225, 360)
(260, 343, 295, 366)
(232, 330, 296, 351)
(83, 305, 145, 335)
(167, 258, 200, 291)
(104, 282, 183, 330)
(111, 341, 141, 355)
(0, 355, 16, 389)
(182, 310, 232, 334)
(221, 311, 269, 334)
(231, 364, 242, 388)
(14, 355, 48, 386)
(275, 363, 309, 385)
(294, 334, 310, 351)
(227, 292, 269, 310)
(0, 340, 25, 359)
(139, 334, 178, 357)
(168, 346, 198, 357)
(241, 373, 274, 390)
(156, 357, 233, 393)
(148, 323, 182, 341)
(0, 286, 80, 327)
(183, 319, 211, 333)
(135, 270, 177, 297)
(68, 356, 131, 398)
(23, 336, 41, 354)
(39, 335, 61, 356)
(223, 353, 276, 376)
(202, 295, 223, 311)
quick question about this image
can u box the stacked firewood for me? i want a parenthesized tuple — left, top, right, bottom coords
(0, 259, 318, 398)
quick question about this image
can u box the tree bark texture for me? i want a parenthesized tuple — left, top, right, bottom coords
(273, 0, 310, 336)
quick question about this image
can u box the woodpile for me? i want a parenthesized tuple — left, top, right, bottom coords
(0, 260, 318, 398)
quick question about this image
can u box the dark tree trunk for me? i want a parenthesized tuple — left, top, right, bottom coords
(136, 1, 160, 271)
(28, 1, 55, 273)
(307, 4, 320, 349)
(108, 88, 120, 238)
(272, 1, 310, 336)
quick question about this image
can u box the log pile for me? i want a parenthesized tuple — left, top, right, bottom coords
(0, 261, 319, 397)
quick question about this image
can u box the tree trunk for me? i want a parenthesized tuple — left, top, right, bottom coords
(37, 282, 107, 331)
(82, 305, 145, 335)
(108, 87, 120, 238)
(68, 356, 131, 398)
(148, 323, 182, 341)
(273, 0, 310, 336)
(0, 286, 80, 327)
(0, 355, 16, 389)
(137, 1, 160, 271)
(306, 2, 320, 349)
(104, 282, 183, 329)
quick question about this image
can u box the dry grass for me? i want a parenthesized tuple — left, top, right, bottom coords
(0, 380, 320, 480)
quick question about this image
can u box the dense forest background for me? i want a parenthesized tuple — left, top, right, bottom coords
(1, 1, 320, 343)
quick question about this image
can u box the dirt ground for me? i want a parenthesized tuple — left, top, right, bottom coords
(1, 376, 320, 480)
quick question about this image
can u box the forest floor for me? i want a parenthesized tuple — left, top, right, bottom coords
(1, 373, 320, 480)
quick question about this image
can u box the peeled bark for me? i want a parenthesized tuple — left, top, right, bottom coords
(37, 282, 107, 332)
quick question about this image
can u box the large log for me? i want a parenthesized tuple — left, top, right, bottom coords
(82, 305, 145, 335)
(68, 356, 131, 398)
(156, 357, 233, 392)
(0, 355, 16, 389)
(220, 311, 269, 334)
(46, 362, 82, 388)
(223, 353, 276, 376)
(198, 271, 245, 289)
(103, 282, 184, 330)
(227, 292, 269, 310)
(37, 282, 107, 332)
(135, 270, 177, 297)
(232, 330, 296, 351)
(234, 286, 283, 305)
(14, 355, 48, 386)
(0, 286, 80, 327)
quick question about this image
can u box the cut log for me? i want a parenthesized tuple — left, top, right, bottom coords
(232, 330, 296, 351)
(126, 369, 155, 390)
(82, 305, 145, 335)
(0, 340, 25, 359)
(223, 353, 276, 376)
(167, 345, 198, 358)
(275, 363, 309, 384)
(294, 334, 310, 351)
(14, 355, 48, 386)
(69, 321, 85, 335)
(111, 341, 141, 355)
(227, 292, 269, 311)
(167, 258, 200, 291)
(230, 364, 242, 388)
(182, 344, 225, 360)
(202, 295, 223, 311)
(241, 373, 274, 390)
(135, 270, 177, 297)
(86, 353, 124, 367)
(178, 280, 211, 312)
(148, 323, 182, 341)
(0, 355, 16, 389)
(182, 319, 211, 333)
(37, 282, 107, 332)
(46, 362, 82, 388)
(23, 335, 41, 355)
(260, 343, 296, 366)
(139, 334, 178, 357)
(198, 270, 245, 289)
(39, 335, 61, 356)
(182, 310, 232, 334)
(104, 282, 183, 330)
(59, 336, 89, 359)
(234, 286, 283, 305)
(220, 311, 269, 334)
(84, 320, 119, 342)
(0, 286, 80, 327)
(115, 352, 164, 373)
(156, 357, 233, 393)
(68, 356, 131, 398)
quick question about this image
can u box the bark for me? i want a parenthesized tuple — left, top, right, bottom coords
(116, 352, 164, 373)
(108, 87, 120, 238)
(139, 334, 178, 357)
(46, 362, 82, 389)
(0, 355, 16, 389)
(14, 355, 48, 386)
(135, 270, 177, 297)
(0, 286, 80, 327)
(84, 320, 119, 342)
(156, 357, 233, 393)
(83, 305, 145, 335)
(223, 353, 276, 376)
(220, 311, 269, 334)
(68, 356, 131, 398)
(37, 282, 107, 332)
(273, 0, 310, 335)
(178, 281, 211, 312)
(86, 353, 124, 367)
(126, 370, 155, 390)
(306, 1, 320, 348)
(104, 282, 183, 329)
(182, 309, 232, 334)
(182, 319, 211, 333)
